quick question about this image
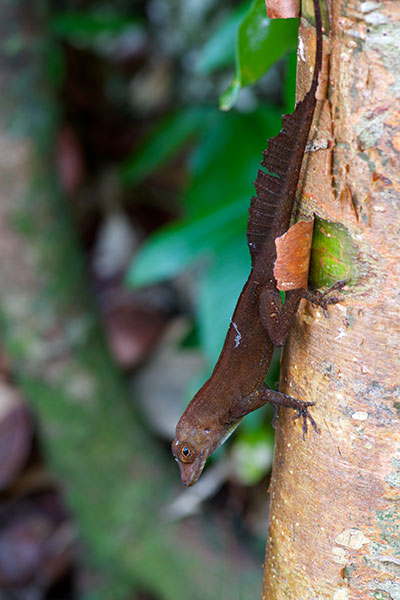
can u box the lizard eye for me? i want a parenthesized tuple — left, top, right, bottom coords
(179, 442, 195, 464)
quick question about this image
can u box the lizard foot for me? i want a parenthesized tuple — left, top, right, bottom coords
(290, 401, 320, 440)
(267, 391, 320, 439)
(302, 279, 348, 317)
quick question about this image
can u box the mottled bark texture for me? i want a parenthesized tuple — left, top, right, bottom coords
(264, 1, 400, 599)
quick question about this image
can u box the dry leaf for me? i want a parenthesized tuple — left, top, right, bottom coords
(274, 219, 314, 290)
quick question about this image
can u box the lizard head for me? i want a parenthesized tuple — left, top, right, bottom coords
(172, 416, 243, 486)
(171, 431, 209, 487)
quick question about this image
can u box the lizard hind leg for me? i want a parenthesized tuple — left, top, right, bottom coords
(258, 287, 303, 347)
(258, 279, 348, 344)
(301, 279, 348, 317)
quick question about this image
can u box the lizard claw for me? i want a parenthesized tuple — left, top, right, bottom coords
(291, 401, 320, 439)
(328, 279, 349, 292)
(268, 392, 320, 439)
(303, 279, 348, 317)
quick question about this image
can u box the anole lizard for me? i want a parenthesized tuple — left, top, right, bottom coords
(172, 0, 344, 486)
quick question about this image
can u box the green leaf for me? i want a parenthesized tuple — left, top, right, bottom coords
(219, 80, 241, 112)
(220, 0, 298, 110)
(196, 3, 249, 74)
(237, 3, 298, 87)
(185, 107, 282, 216)
(309, 218, 359, 288)
(197, 237, 250, 365)
(231, 424, 274, 485)
(121, 107, 209, 186)
(51, 11, 140, 41)
(126, 198, 247, 288)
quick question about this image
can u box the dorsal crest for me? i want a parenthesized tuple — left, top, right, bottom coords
(247, 0, 323, 265)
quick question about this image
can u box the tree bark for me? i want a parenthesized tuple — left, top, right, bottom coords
(264, 1, 400, 598)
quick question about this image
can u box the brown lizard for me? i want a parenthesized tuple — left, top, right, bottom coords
(172, 0, 345, 486)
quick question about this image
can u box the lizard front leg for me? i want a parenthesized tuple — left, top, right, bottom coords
(259, 280, 347, 346)
(231, 386, 319, 439)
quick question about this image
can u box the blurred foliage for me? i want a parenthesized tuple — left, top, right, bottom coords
(1, 1, 267, 596)
(51, 11, 141, 41)
(122, 107, 209, 186)
(50, 0, 300, 502)
(220, 0, 298, 110)
(196, 2, 249, 75)
(0, 0, 305, 597)
(233, 423, 275, 485)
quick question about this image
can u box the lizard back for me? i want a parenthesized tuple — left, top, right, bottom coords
(247, 0, 322, 269)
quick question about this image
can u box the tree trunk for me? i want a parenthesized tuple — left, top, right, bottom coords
(263, 1, 400, 598)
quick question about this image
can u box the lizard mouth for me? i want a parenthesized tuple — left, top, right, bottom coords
(178, 453, 207, 486)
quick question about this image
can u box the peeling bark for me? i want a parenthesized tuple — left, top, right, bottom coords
(265, 0, 300, 19)
(264, 1, 400, 599)
(274, 220, 314, 290)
